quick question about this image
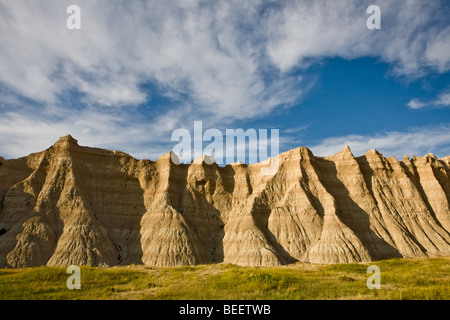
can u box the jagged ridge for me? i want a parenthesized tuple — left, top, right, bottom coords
(0, 135, 449, 267)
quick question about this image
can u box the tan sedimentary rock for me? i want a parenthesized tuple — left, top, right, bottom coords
(0, 135, 449, 267)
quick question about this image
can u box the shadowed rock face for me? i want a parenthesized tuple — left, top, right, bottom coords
(0, 135, 449, 267)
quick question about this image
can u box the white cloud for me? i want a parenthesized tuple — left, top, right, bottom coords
(1, 0, 448, 114)
(407, 98, 429, 110)
(310, 125, 450, 159)
(265, 0, 449, 76)
(0, 0, 449, 160)
(0, 0, 306, 120)
(426, 26, 450, 73)
(436, 92, 450, 106)
(0, 104, 181, 160)
(0, 0, 305, 158)
(407, 89, 450, 110)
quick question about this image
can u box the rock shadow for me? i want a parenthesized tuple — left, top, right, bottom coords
(168, 162, 227, 263)
(316, 158, 402, 260)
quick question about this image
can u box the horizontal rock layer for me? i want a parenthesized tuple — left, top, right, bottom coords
(0, 135, 449, 267)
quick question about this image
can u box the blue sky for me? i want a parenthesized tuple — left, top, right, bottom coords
(0, 0, 449, 162)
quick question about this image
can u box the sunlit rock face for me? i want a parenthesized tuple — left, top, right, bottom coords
(0, 136, 449, 267)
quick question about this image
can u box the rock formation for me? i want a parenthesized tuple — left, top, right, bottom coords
(0, 135, 449, 267)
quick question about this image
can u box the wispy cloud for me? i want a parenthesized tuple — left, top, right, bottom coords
(0, 0, 449, 159)
(310, 124, 450, 158)
(0, 101, 185, 160)
(407, 89, 450, 110)
(0, 0, 305, 119)
(265, 0, 450, 76)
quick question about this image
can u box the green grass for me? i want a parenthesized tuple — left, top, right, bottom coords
(0, 257, 448, 300)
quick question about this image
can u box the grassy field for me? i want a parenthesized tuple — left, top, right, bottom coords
(0, 257, 449, 300)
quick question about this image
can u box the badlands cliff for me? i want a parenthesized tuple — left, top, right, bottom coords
(0, 135, 449, 267)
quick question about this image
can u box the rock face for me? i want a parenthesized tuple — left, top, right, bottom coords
(0, 135, 449, 267)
